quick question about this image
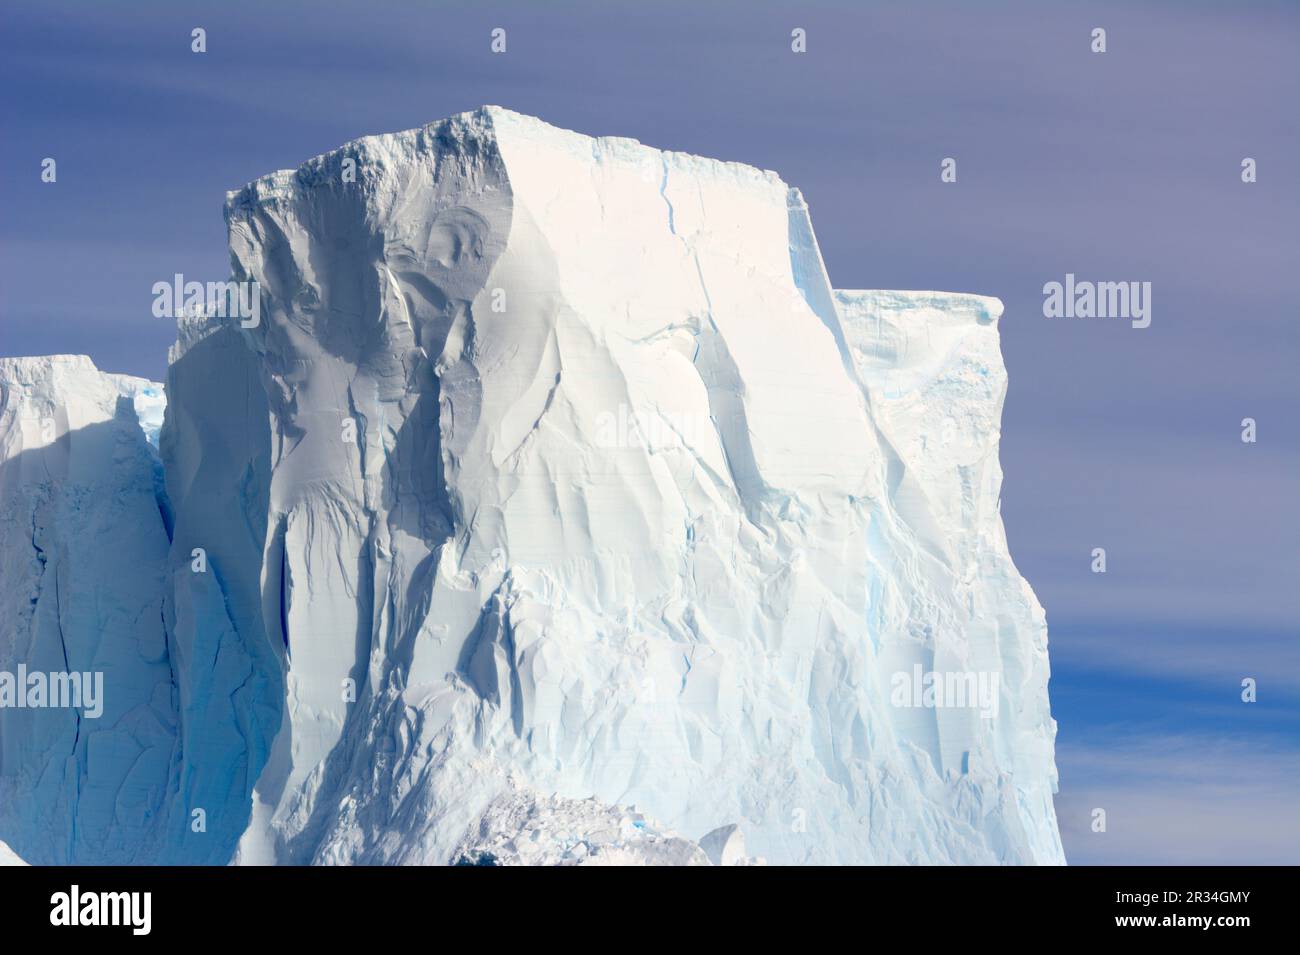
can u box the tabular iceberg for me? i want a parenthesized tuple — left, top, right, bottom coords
(0, 107, 1062, 865)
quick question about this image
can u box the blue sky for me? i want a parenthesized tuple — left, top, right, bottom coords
(2, 0, 1296, 863)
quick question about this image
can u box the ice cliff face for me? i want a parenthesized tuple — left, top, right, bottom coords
(0, 357, 174, 863)
(0, 107, 1062, 865)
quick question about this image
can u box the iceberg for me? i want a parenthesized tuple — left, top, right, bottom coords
(0, 108, 1062, 865)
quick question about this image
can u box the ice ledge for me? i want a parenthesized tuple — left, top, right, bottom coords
(835, 288, 1004, 325)
(0, 354, 165, 448)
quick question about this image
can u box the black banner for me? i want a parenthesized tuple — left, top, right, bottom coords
(0, 865, 1285, 942)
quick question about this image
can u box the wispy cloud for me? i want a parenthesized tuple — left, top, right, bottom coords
(1056, 731, 1300, 864)
(1049, 624, 1300, 693)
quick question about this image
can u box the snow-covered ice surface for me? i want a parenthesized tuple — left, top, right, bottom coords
(0, 108, 1062, 865)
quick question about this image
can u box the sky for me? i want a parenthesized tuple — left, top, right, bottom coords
(2, 0, 1297, 864)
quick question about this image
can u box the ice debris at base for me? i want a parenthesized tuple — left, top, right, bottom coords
(453, 786, 762, 866)
(0, 839, 27, 866)
(0, 108, 1062, 865)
